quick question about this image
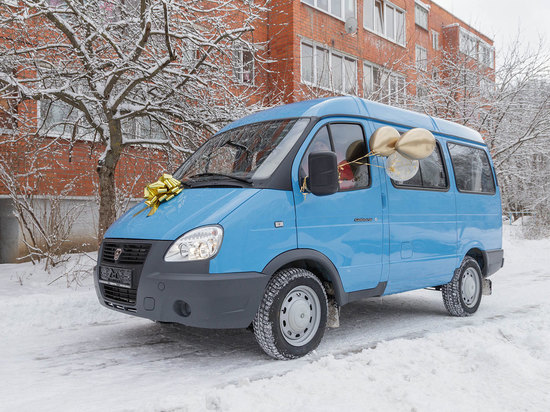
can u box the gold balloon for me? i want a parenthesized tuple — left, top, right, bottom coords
(370, 126, 400, 157)
(395, 128, 436, 160)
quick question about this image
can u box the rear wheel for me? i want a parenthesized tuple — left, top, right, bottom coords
(442, 256, 483, 316)
(253, 268, 328, 360)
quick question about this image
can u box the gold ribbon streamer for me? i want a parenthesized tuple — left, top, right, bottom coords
(133, 173, 183, 217)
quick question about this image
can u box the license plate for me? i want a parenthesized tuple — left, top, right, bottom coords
(99, 266, 133, 288)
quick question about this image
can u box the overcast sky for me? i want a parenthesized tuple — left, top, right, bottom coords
(434, 0, 549, 54)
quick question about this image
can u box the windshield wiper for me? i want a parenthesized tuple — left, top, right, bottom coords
(187, 172, 252, 185)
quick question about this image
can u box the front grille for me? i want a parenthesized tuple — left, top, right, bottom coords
(103, 284, 137, 305)
(102, 242, 151, 265)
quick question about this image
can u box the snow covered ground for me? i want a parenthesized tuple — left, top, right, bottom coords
(1, 225, 549, 412)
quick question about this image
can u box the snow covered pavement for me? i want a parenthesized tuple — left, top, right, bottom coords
(1, 226, 549, 411)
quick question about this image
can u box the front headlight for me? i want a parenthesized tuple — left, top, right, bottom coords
(164, 225, 223, 262)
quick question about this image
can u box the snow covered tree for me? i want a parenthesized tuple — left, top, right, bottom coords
(0, 0, 273, 240)
(408, 38, 550, 234)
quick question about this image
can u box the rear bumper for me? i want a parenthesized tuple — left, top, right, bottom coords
(482, 249, 504, 277)
(94, 239, 270, 329)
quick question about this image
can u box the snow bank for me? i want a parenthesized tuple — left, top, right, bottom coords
(0, 253, 127, 335)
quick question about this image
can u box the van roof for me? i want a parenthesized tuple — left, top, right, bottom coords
(220, 96, 485, 145)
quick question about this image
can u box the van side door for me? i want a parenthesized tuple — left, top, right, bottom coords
(292, 119, 385, 293)
(381, 128, 458, 294)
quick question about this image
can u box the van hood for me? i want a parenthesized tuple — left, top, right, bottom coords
(104, 187, 260, 240)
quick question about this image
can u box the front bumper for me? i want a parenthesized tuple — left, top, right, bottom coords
(94, 239, 270, 329)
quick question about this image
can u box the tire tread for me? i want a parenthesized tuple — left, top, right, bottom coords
(253, 268, 327, 360)
(441, 256, 481, 317)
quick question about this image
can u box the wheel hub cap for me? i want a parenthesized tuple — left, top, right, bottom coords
(461, 268, 480, 308)
(279, 285, 321, 347)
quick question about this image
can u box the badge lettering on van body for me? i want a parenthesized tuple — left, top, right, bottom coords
(354, 218, 373, 222)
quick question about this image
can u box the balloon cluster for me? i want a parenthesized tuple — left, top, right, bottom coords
(370, 127, 436, 181)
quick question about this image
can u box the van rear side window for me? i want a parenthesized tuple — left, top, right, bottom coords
(448, 143, 495, 194)
(392, 143, 448, 190)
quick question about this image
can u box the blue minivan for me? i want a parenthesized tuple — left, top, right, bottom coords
(95, 97, 504, 360)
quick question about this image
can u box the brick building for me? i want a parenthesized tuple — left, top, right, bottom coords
(0, 0, 494, 262)
(266, 0, 494, 103)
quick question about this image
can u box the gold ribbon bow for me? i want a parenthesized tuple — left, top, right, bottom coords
(134, 173, 183, 217)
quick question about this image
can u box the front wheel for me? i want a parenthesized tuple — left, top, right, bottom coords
(442, 256, 483, 317)
(253, 268, 328, 360)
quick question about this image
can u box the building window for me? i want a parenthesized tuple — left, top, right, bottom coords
(460, 28, 494, 68)
(301, 43, 314, 84)
(363, 62, 406, 105)
(39, 99, 84, 138)
(182, 40, 197, 68)
(459, 29, 478, 59)
(39, 99, 165, 140)
(0, 63, 16, 131)
(123, 116, 165, 141)
(302, 0, 356, 20)
(416, 85, 428, 98)
(344, 57, 358, 94)
(364, 0, 406, 46)
(479, 43, 494, 68)
(480, 77, 494, 97)
(432, 30, 439, 51)
(301, 41, 357, 94)
(415, 45, 428, 71)
(415, 2, 429, 30)
(233, 48, 254, 84)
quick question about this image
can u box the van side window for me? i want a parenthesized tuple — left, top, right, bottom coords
(299, 123, 370, 191)
(393, 143, 448, 190)
(331, 124, 370, 191)
(448, 143, 495, 194)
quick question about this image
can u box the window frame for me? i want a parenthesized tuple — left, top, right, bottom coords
(363, 62, 407, 105)
(459, 28, 494, 69)
(301, 0, 356, 22)
(232, 47, 255, 85)
(300, 40, 358, 94)
(391, 140, 450, 192)
(446, 141, 497, 195)
(363, 0, 406, 47)
(432, 30, 439, 51)
(299, 121, 372, 192)
(414, 2, 429, 30)
(415, 44, 428, 71)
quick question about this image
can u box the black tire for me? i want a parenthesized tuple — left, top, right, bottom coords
(442, 256, 483, 317)
(253, 268, 328, 360)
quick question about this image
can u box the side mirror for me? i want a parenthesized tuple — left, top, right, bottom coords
(308, 151, 339, 196)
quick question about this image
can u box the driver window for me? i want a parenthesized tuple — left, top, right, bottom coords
(299, 126, 331, 180)
(299, 123, 370, 191)
(331, 123, 370, 191)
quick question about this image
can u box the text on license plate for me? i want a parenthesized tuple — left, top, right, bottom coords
(99, 266, 133, 288)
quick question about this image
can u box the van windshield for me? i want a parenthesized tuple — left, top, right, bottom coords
(173, 118, 310, 184)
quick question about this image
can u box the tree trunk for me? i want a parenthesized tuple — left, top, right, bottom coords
(97, 119, 123, 244)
